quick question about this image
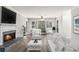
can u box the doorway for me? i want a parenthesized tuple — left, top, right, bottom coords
(38, 21, 46, 33)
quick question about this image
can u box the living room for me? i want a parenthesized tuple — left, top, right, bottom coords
(0, 6, 79, 52)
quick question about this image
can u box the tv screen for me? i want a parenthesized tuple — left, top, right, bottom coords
(1, 7, 16, 24)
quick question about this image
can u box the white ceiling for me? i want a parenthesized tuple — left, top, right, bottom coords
(9, 6, 76, 17)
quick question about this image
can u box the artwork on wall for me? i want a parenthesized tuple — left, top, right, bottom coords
(74, 16, 79, 33)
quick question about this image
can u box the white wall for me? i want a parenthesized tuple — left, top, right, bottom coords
(59, 10, 72, 38)
(16, 14, 27, 37)
(0, 6, 27, 45)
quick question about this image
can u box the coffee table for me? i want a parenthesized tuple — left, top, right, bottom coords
(27, 40, 42, 52)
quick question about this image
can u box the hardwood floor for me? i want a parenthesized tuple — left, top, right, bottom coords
(3, 34, 48, 52)
(41, 35, 48, 52)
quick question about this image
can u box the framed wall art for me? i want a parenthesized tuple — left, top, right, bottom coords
(74, 16, 79, 33)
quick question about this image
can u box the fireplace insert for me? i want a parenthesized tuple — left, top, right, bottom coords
(3, 30, 16, 43)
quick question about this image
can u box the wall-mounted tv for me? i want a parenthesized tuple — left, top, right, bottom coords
(1, 7, 16, 24)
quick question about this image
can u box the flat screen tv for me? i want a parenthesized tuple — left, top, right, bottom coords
(1, 7, 16, 24)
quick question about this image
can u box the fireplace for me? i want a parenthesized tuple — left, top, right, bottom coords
(3, 30, 16, 43)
